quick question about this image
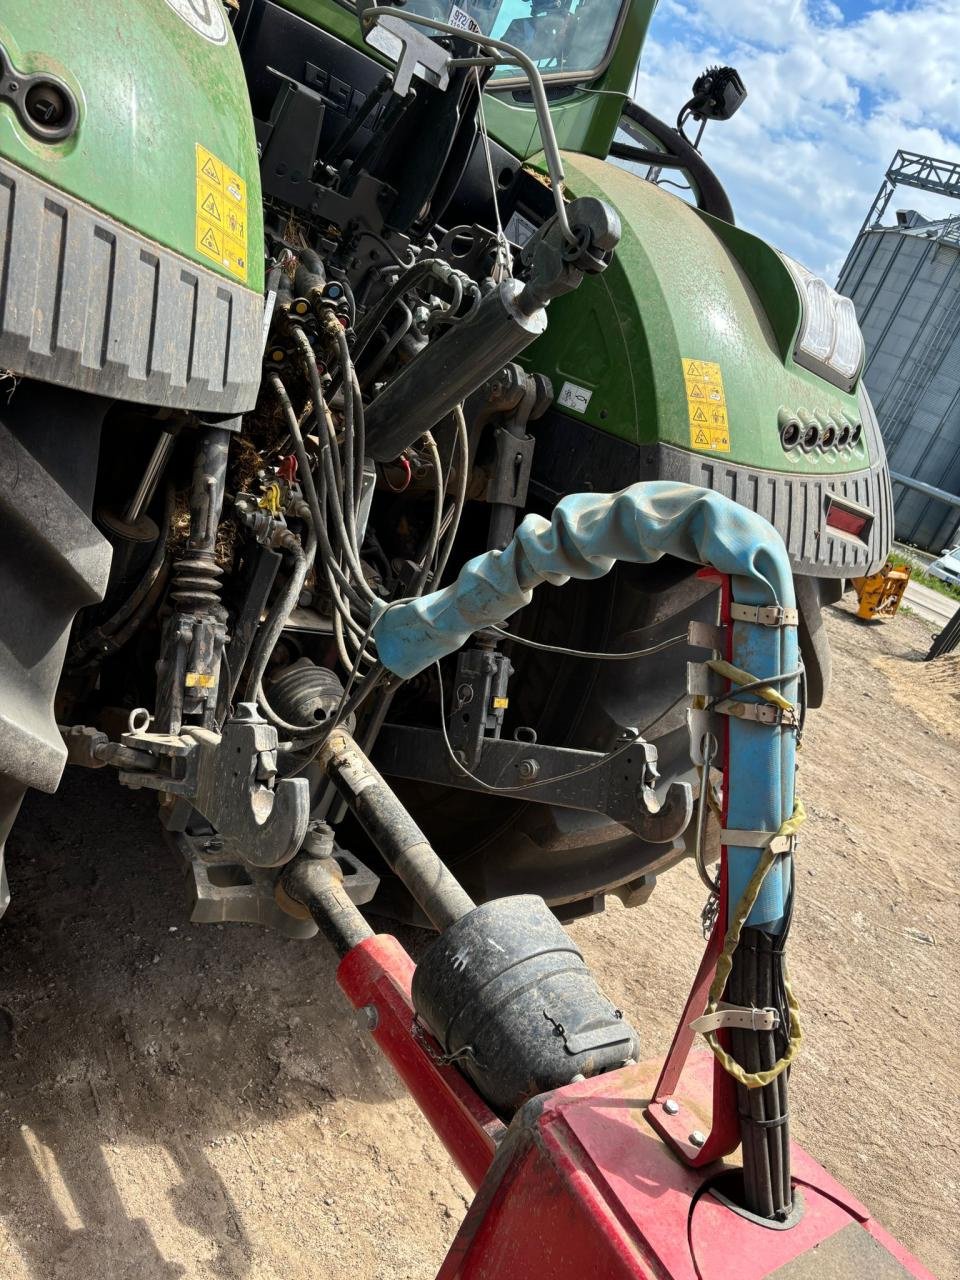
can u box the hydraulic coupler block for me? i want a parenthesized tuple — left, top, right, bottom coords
(411, 894, 639, 1114)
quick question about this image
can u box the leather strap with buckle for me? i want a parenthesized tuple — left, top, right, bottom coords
(715, 699, 798, 727)
(691, 1002, 781, 1035)
(730, 603, 799, 628)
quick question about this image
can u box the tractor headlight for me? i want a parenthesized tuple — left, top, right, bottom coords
(780, 255, 864, 387)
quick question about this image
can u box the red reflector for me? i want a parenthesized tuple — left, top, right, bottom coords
(826, 504, 869, 537)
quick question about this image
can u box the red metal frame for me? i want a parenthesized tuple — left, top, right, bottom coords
(647, 568, 739, 1165)
(338, 934, 936, 1279)
(336, 572, 936, 1278)
(338, 934, 505, 1191)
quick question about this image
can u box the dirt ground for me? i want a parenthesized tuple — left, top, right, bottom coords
(0, 596, 957, 1279)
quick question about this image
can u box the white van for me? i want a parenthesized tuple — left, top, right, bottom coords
(928, 544, 960, 588)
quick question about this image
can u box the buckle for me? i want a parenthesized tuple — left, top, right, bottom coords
(715, 699, 798, 727)
(730, 603, 799, 628)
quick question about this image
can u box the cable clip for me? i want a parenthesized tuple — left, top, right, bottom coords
(690, 1002, 781, 1035)
(730, 603, 799, 627)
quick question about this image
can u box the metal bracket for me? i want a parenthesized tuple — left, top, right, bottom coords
(687, 660, 727, 767)
(365, 13, 453, 97)
(120, 704, 310, 868)
(166, 826, 318, 939)
(165, 814, 378, 938)
(687, 620, 725, 651)
(448, 643, 514, 769)
(721, 828, 797, 855)
(486, 428, 535, 508)
(480, 364, 551, 551)
(729, 603, 798, 627)
(373, 724, 692, 844)
(258, 70, 393, 231)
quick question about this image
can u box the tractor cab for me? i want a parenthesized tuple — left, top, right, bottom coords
(400, 0, 626, 80)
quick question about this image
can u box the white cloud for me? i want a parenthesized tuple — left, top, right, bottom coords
(632, 0, 960, 279)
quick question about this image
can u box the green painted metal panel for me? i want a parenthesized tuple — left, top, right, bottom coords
(0, 0, 263, 292)
(275, 0, 370, 45)
(522, 153, 866, 475)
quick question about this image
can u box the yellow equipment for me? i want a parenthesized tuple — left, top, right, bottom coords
(852, 561, 912, 620)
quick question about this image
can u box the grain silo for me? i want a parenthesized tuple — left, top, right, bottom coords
(838, 151, 960, 551)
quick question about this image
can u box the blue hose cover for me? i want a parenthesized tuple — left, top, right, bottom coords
(371, 480, 797, 932)
(725, 618, 798, 930)
(372, 481, 794, 675)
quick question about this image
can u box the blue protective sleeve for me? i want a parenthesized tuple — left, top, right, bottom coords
(372, 481, 794, 676)
(371, 480, 798, 932)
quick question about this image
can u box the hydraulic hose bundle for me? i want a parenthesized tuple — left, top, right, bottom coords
(258, 259, 475, 763)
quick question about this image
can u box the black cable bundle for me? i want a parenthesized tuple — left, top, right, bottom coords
(727, 914, 794, 1221)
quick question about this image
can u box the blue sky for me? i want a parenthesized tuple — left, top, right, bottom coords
(632, 0, 960, 280)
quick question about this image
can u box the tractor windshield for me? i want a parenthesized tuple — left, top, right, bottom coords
(394, 0, 625, 81)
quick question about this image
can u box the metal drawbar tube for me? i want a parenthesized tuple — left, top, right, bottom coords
(318, 729, 476, 930)
(281, 855, 375, 959)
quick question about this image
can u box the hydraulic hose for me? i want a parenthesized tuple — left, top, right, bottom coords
(371, 482, 792, 676)
(243, 517, 317, 706)
(433, 406, 470, 585)
(269, 373, 372, 615)
(68, 482, 175, 668)
(351, 258, 449, 363)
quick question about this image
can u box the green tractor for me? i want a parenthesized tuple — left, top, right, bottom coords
(0, 0, 908, 1247)
(0, 0, 888, 923)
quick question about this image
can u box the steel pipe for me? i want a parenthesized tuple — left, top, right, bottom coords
(124, 428, 178, 524)
(319, 729, 476, 930)
(890, 471, 960, 510)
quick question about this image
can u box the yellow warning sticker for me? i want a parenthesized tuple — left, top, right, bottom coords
(199, 186, 222, 223)
(195, 143, 248, 283)
(682, 358, 730, 452)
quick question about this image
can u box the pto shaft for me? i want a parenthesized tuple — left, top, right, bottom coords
(317, 729, 476, 930)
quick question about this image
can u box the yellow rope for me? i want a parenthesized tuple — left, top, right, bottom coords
(706, 658, 795, 712)
(699, 799, 806, 1089)
(697, 649, 804, 1087)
